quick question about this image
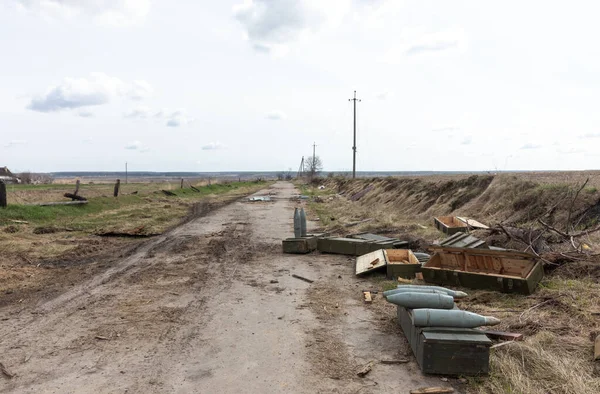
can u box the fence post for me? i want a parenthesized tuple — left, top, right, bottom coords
(74, 179, 80, 196)
(181, 178, 184, 189)
(0, 181, 6, 208)
(114, 179, 120, 197)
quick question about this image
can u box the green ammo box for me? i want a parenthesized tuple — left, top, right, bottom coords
(422, 247, 543, 295)
(282, 237, 318, 254)
(397, 306, 491, 376)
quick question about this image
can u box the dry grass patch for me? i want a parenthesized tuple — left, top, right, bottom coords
(480, 332, 599, 394)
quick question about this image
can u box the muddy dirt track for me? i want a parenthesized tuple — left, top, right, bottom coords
(1, 182, 442, 394)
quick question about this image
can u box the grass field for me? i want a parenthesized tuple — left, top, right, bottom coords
(0, 180, 268, 259)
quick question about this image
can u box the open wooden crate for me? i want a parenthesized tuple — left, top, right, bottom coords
(434, 216, 469, 235)
(422, 247, 543, 294)
(385, 249, 421, 279)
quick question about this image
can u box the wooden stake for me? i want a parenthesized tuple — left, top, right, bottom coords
(74, 179, 80, 196)
(0, 181, 6, 208)
(114, 179, 120, 197)
(181, 178, 184, 189)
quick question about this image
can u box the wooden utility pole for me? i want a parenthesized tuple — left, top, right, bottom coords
(0, 181, 6, 208)
(348, 90, 361, 179)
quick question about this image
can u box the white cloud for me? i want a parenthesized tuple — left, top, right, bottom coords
(78, 110, 94, 118)
(165, 109, 193, 127)
(4, 140, 27, 148)
(201, 142, 225, 150)
(14, 0, 150, 26)
(128, 80, 153, 100)
(461, 136, 472, 145)
(579, 133, 600, 139)
(233, 0, 350, 54)
(376, 91, 392, 100)
(124, 105, 151, 119)
(520, 143, 542, 150)
(27, 73, 154, 112)
(432, 127, 457, 133)
(124, 140, 142, 150)
(558, 147, 585, 154)
(383, 28, 467, 63)
(266, 110, 286, 120)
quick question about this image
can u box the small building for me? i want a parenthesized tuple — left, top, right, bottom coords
(0, 167, 21, 184)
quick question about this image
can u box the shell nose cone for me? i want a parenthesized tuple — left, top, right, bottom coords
(485, 316, 501, 326)
(454, 291, 468, 298)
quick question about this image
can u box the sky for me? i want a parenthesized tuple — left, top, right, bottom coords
(1, 0, 600, 173)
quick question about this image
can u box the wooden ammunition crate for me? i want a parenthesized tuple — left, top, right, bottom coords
(422, 247, 543, 295)
(282, 237, 318, 254)
(397, 306, 491, 376)
(385, 249, 421, 279)
(434, 216, 469, 235)
(318, 237, 397, 256)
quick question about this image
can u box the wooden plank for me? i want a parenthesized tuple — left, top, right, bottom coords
(363, 291, 372, 303)
(479, 330, 524, 341)
(457, 216, 489, 229)
(355, 250, 386, 276)
(410, 387, 454, 394)
(31, 201, 88, 206)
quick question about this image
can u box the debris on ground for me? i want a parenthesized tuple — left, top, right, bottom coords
(356, 361, 373, 377)
(248, 196, 272, 202)
(410, 387, 454, 394)
(379, 359, 409, 364)
(0, 362, 14, 379)
(291, 274, 314, 283)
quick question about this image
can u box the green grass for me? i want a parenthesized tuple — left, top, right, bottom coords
(0, 181, 267, 230)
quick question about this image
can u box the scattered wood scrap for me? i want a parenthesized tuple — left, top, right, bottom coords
(190, 185, 200, 192)
(95, 335, 109, 341)
(480, 330, 523, 341)
(356, 361, 373, 377)
(64, 193, 87, 201)
(594, 334, 600, 361)
(291, 274, 314, 283)
(344, 218, 373, 228)
(410, 387, 454, 394)
(380, 359, 409, 364)
(161, 190, 177, 196)
(491, 341, 518, 350)
(0, 362, 14, 379)
(10, 220, 28, 224)
(363, 291, 372, 303)
(30, 201, 88, 206)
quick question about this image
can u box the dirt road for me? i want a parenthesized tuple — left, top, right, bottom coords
(1, 182, 440, 393)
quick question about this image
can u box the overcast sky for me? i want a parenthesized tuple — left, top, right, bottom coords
(1, 0, 599, 172)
